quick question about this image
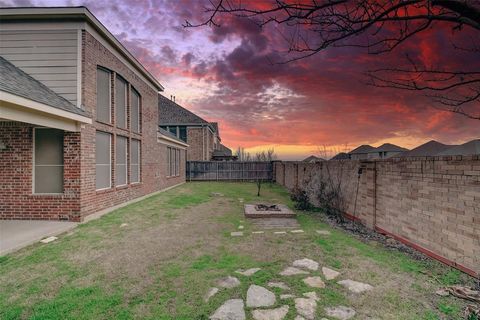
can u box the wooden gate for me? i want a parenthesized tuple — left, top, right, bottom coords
(186, 161, 273, 181)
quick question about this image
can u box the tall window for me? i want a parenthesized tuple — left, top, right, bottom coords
(179, 126, 187, 142)
(131, 139, 140, 183)
(34, 128, 63, 194)
(115, 136, 127, 186)
(131, 88, 140, 133)
(97, 68, 111, 123)
(96, 131, 111, 190)
(116, 76, 127, 129)
(167, 147, 180, 177)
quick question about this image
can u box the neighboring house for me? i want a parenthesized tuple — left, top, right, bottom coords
(348, 145, 376, 160)
(212, 144, 238, 161)
(368, 143, 408, 159)
(302, 155, 325, 163)
(330, 152, 350, 160)
(397, 140, 455, 157)
(0, 7, 187, 221)
(437, 139, 480, 156)
(158, 94, 230, 161)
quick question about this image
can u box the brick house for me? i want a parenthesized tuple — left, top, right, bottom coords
(158, 94, 234, 161)
(0, 7, 187, 221)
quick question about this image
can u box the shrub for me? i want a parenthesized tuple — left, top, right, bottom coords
(290, 186, 313, 211)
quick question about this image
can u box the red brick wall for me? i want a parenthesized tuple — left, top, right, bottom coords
(79, 30, 185, 220)
(0, 30, 185, 221)
(274, 156, 480, 276)
(0, 122, 81, 220)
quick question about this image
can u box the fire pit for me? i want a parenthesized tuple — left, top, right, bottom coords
(255, 204, 281, 212)
(244, 204, 295, 218)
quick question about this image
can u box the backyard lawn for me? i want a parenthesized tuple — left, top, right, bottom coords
(0, 182, 475, 320)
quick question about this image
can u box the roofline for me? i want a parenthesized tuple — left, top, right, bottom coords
(1, 89, 92, 124)
(0, 6, 164, 91)
(157, 131, 189, 148)
(159, 123, 219, 135)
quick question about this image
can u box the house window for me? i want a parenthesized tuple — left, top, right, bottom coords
(96, 131, 111, 190)
(34, 128, 63, 194)
(115, 136, 127, 186)
(97, 67, 111, 123)
(179, 126, 187, 142)
(167, 147, 180, 177)
(131, 87, 141, 133)
(116, 76, 127, 129)
(131, 139, 140, 183)
(169, 126, 177, 136)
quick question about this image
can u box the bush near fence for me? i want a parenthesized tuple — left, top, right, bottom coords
(274, 156, 480, 278)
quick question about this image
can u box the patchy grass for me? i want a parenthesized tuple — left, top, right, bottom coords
(0, 182, 475, 320)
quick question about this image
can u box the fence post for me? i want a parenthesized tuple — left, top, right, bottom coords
(216, 162, 219, 181)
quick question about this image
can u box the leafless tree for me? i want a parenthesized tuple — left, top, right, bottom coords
(186, 0, 480, 120)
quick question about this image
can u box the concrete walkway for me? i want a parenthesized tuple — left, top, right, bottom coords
(0, 220, 77, 255)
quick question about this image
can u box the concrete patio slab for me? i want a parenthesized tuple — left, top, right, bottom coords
(0, 220, 77, 255)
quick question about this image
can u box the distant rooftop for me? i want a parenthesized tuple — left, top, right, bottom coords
(374, 143, 408, 153)
(398, 140, 455, 157)
(437, 139, 480, 156)
(349, 145, 376, 154)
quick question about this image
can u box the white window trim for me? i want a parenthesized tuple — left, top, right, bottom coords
(96, 132, 112, 191)
(32, 127, 64, 195)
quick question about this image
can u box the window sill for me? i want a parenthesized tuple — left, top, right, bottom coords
(96, 120, 113, 127)
(115, 184, 128, 190)
(30, 193, 65, 198)
(96, 187, 114, 194)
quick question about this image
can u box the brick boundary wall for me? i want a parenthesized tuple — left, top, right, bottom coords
(273, 156, 480, 277)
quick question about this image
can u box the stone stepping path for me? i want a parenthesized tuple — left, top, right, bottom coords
(290, 229, 304, 234)
(218, 276, 241, 289)
(235, 268, 261, 276)
(279, 267, 309, 276)
(267, 281, 290, 290)
(210, 299, 245, 320)
(316, 230, 331, 235)
(337, 279, 373, 293)
(246, 285, 276, 308)
(204, 287, 219, 302)
(274, 231, 287, 235)
(230, 231, 243, 237)
(295, 297, 317, 320)
(303, 276, 326, 288)
(325, 306, 356, 319)
(40, 236, 57, 244)
(208, 258, 364, 320)
(292, 258, 319, 271)
(322, 267, 340, 280)
(251, 305, 289, 320)
(238, 225, 244, 230)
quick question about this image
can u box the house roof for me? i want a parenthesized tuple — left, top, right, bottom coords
(212, 144, 233, 157)
(0, 6, 163, 91)
(374, 143, 408, 153)
(210, 122, 219, 134)
(302, 155, 325, 162)
(158, 127, 188, 146)
(0, 56, 87, 117)
(158, 94, 210, 126)
(437, 139, 480, 156)
(330, 152, 350, 160)
(349, 145, 376, 154)
(398, 140, 455, 157)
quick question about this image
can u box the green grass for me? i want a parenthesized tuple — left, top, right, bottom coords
(0, 182, 474, 320)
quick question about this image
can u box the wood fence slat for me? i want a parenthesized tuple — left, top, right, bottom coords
(186, 161, 273, 181)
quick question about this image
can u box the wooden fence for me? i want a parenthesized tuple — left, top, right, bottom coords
(186, 161, 273, 181)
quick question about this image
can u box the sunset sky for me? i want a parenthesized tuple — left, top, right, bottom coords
(2, 0, 479, 159)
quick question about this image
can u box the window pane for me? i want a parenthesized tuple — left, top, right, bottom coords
(35, 166, 63, 193)
(97, 68, 111, 123)
(35, 129, 63, 165)
(96, 131, 111, 189)
(131, 139, 140, 183)
(34, 128, 63, 194)
(179, 126, 187, 142)
(131, 88, 140, 132)
(116, 76, 127, 128)
(116, 136, 127, 186)
(169, 126, 177, 136)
